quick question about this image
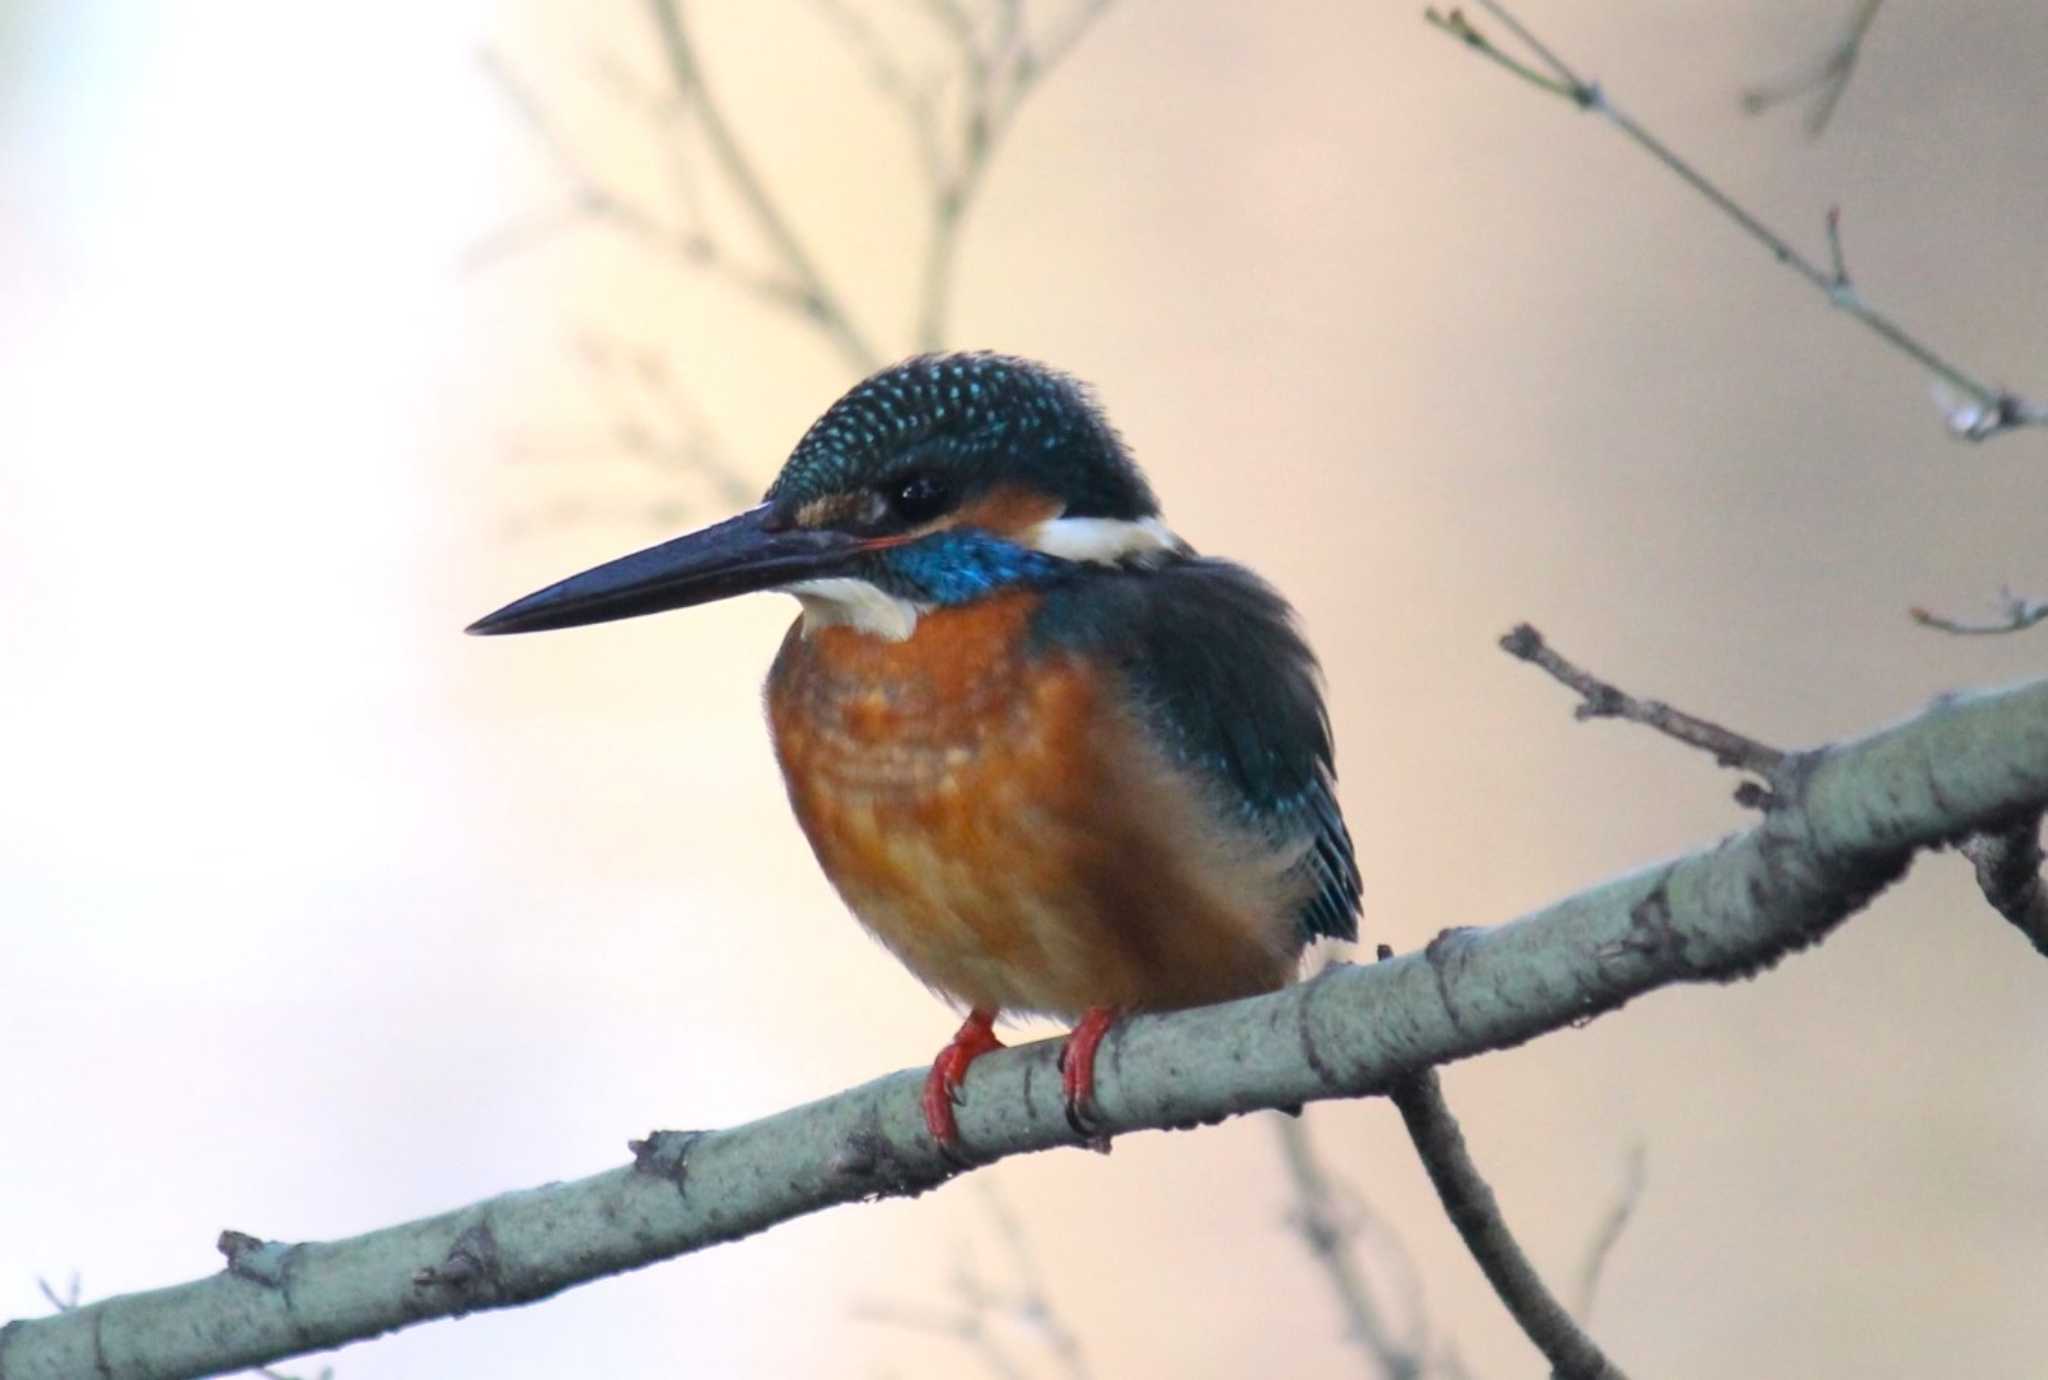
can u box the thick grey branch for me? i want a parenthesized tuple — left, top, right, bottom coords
(1392, 1072, 1625, 1379)
(5, 677, 2045, 1380)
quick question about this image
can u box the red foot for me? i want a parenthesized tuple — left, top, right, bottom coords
(1058, 1006, 1120, 1137)
(922, 1008, 1005, 1150)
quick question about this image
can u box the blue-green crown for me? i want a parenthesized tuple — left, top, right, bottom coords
(765, 353, 1159, 522)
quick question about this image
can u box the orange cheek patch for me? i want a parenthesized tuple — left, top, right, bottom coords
(952, 485, 1063, 538)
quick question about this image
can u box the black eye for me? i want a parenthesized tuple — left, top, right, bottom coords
(887, 472, 953, 525)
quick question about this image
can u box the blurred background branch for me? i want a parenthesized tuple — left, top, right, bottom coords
(1427, 0, 2046, 442)
(1740, 0, 1885, 137)
(854, 1183, 1094, 1380)
(469, 0, 1119, 537)
(1911, 585, 2048, 637)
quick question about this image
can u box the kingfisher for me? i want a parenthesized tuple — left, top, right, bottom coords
(469, 353, 1360, 1151)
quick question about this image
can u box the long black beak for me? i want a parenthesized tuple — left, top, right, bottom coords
(466, 504, 865, 636)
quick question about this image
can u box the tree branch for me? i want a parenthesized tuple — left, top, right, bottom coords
(854, 1182, 1094, 1380)
(1425, 2, 2046, 442)
(1911, 586, 2048, 638)
(1960, 813, 2048, 955)
(1391, 1072, 1627, 1379)
(1273, 1115, 1422, 1380)
(1500, 623, 1786, 802)
(646, 0, 884, 373)
(1740, 0, 1885, 138)
(6, 675, 2046, 1379)
(912, 0, 1117, 350)
(1573, 1144, 1646, 1325)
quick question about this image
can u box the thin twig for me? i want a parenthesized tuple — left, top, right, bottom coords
(570, 329, 758, 505)
(1573, 1143, 1646, 1325)
(805, 0, 925, 117)
(1741, 0, 1885, 137)
(806, 0, 950, 189)
(1471, 0, 1584, 92)
(1911, 586, 2048, 637)
(1426, 2, 2047, 442)
(975, 1183, 1094, 1380)
(1273, 1117, 1422, 1380)
(856, 1180, 1094, 1380)
(647, 0, 883, 373)
(1960, 814, 2048, 956)
(855, 1296, 1030, 1380)
(913, 0, 1117, 349)
(1500, 624, 1787, 795)
(35, 1274, 80, 1314)
(1391, 1071, 1630, 1380)
(471, 44, 812, 319)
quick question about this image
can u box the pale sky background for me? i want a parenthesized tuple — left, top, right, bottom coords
(3, 2, 2044, 1377)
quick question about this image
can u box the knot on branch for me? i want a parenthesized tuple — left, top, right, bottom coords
(828, 1105, 954, 1202)
(629, 1128, 707, 1195)
(216, 1230, 295, 1290)
(412, 1223, 503, 1310)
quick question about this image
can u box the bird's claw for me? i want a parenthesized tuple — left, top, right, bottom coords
(922, 1009, 1005, 1152)
(1058, 1007, 1119, 1153)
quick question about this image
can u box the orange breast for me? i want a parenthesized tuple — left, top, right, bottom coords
(764, 589, 1304, 1019)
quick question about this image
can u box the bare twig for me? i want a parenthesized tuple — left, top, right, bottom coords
(806, 0, 927, 120)
(1500, 624, 1787, 798)
(975, 1183, 1093, 1380)
(1960, 814, 2048, 955)
(570, 329, 758, 505)
(647, 0, 884, 373)
(1741, 0, 1885, 137)
(1425, 2, 2047, 442)
(1573, 1143, 1646, 1325)
(1273, 1116, 1423, 1380)
(1391, 1071, 1629, 1380)
(911, 0, 1117, 349)
(1911, 586, 2048, 637)
(470, 44, 807, 318)
(854, 1296, 1030, 1380)
(35, 1274, 80, 1314)
(855, 1181, 1093, 1380)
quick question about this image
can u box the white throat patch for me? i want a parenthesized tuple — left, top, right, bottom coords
(786, 577, 925, 642)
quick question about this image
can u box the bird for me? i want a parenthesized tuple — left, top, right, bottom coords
(468, 353, 1360, 1152)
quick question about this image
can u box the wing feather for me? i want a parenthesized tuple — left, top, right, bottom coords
(1032, 557, 1361, 945)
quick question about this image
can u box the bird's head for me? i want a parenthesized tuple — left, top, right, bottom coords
(468, 354, 1180, 641)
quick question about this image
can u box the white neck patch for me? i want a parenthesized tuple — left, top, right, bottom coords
(1022, 514, 1183, 566)
(786, 577, 925, 642)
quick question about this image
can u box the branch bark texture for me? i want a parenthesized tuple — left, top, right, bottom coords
(5, 677, 2045, 1380)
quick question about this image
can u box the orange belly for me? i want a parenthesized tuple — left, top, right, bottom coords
(764, 589, 1304, 1020)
